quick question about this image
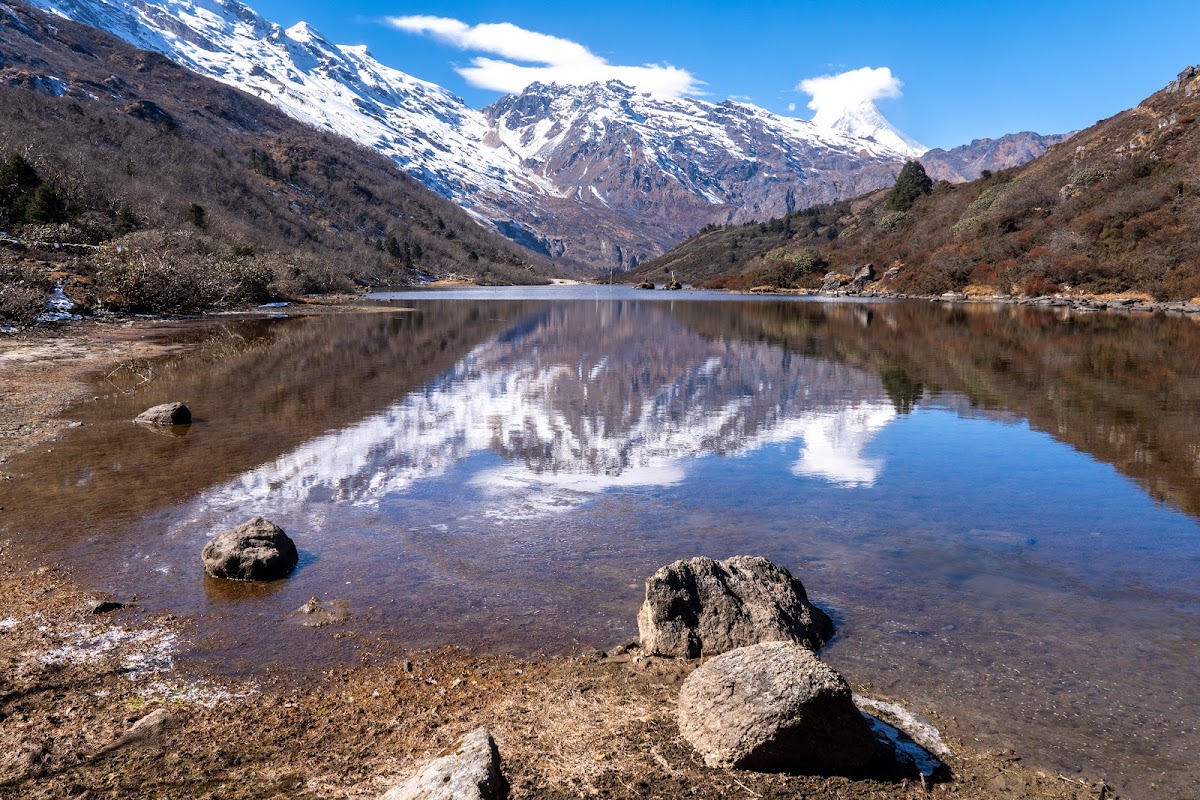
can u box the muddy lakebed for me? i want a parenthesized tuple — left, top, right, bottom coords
(2, 287, 1198, 798)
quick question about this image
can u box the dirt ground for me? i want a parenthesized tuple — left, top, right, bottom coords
(0, 316, 1120, 800)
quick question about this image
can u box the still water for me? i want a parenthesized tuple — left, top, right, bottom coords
(4, 289, 1199, 796)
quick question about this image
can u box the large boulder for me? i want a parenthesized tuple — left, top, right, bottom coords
(637, 556, 832, 658)
(135, 402, 191, 425)
(677, 641, 880, 773)
(380, 727, 508, 800)
(201, 517, 298, 581)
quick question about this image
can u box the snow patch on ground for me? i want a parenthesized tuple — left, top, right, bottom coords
(854, 694, 951, 757)
(40, 624, 177, 678)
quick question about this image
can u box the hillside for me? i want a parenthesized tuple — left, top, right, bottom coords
(0, 1, 553, 322)
(632, 67, 1200, 301)
(24, 0, 935, 272)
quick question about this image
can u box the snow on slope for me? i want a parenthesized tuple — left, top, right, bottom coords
(24, 0, 553, 213)
(26, 0, 927, 265)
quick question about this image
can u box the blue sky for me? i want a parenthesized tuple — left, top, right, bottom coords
(245, 0, 1197, 150)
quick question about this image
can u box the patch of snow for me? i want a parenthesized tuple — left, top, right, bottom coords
(0, 617, 19, 629)
(41, 624, 177, 679)
(854, 694, 951, 758)
(37, 282, 81, 322)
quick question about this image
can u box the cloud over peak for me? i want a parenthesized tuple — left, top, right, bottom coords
(798, 66, 904, 127)
(386, 15, 701, 98)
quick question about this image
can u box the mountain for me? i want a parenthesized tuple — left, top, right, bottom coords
(0, 0, 553, 318)
(631, 66, 1200, 301)
(920, 131, 1073, 183)
(22, 0, 932, 271)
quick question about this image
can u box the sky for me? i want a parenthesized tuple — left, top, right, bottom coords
(240, 0, 1199, 150)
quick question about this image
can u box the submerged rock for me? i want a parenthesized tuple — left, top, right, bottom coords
(380, 727, 508, 800)
(201, 517, 298, 581)
(637, 555, 832, 658)
(135, 402, 191, 425)
(678, 641, 880, 773)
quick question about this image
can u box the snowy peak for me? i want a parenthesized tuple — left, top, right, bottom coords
(812, 98, 926, 157)
(26, 0, 928, 271)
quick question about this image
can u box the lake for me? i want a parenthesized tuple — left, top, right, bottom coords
(4, 287, 1199, 797)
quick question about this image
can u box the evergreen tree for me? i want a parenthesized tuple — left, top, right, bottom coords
(885, 160, 934, 212)
(25, 184, 65, 223)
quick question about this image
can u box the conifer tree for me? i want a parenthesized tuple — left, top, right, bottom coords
(885, 160, 933, 212)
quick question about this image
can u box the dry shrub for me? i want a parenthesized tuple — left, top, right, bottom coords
(0, 262, 54, 324)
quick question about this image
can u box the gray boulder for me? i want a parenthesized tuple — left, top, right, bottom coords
(637, 556, 832, 658)
(201, 517, 298, 581)
(380, 727, 508, 800)
(677, 641, 880, 773)
(848, 264, 875, 292)
(135, 402, 191, 425)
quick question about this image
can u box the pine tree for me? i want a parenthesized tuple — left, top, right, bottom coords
(885, 160, 933, 212)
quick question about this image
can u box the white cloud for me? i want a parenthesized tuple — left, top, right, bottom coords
(797, 66, 903, 127)
(386, 15, 702, 97)
(787, 102, 797, 112)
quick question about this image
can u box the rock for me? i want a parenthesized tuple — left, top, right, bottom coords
(637, 556, 833, 659)
(291, 596, 349, 627)
(848, 263, 875, 292)
(634, 280, 655, 290)
(95, 708, 175, 757)
(677, 641, 880, 773)
(884, 266, 902, 280)
(135, 402, 191, 425)
(821, 272, 851, 292)
(201, 517, 298, 581)
(87, 598, 126, 615)
(380, 727, 508, 800)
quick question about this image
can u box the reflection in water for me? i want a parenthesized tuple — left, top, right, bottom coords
(4, 294, 1200, 800)
(192, 306, 896, 527)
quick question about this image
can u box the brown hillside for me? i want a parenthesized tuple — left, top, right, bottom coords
(0, 1, 554, 321)
(632, 67, 1200, 300)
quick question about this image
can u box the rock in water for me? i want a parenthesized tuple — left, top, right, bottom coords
(135, 402, 191, 425)
(201, 517, 298, 581)
(380, 727, 508, 800)
(678, 641, 880, 773)
(637, 556, 833, 658)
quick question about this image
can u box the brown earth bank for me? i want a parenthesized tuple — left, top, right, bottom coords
(0, 315, 1120, 800)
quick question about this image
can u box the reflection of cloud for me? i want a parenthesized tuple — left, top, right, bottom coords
(791, 405, 895, 487)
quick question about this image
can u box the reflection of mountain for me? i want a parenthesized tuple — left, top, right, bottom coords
(190, 304, 896, 520)
(671, 300, 1200, 520)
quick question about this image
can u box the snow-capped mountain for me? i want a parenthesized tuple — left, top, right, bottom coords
(24, 0, 928, 270)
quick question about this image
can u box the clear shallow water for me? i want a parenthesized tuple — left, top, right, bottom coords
(4, 291, 1199, 797)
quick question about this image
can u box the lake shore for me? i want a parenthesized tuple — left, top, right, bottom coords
(0, 312, 1119, 799)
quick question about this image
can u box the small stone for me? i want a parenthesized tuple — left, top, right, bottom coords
(380, 727, 508, 800)
(402, 661, 413, 673)
(201, 517, 298, 581)
(87, 599, 126, 615)
(135, 402, 191, 426)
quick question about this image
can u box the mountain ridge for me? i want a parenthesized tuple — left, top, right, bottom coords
(629, 66, 1200, 300)
(24, 0, 938, 271)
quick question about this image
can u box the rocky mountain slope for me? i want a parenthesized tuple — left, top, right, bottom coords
(0, 1, 553, 319)
(23, 0, 936, 271)
(633, 66, 1200, 301)
(920, 131, 1073, 183)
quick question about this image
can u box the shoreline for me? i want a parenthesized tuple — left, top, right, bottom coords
(0, 309, 1121, 799)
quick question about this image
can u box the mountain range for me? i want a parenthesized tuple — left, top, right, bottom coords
(20, 0, 1059, 272)
(633, 66, 1200, 301)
